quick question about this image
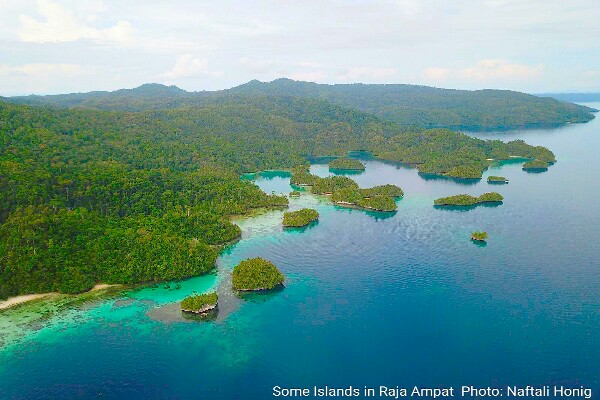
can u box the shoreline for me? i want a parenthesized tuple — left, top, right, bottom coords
(0, 284, 121, 311)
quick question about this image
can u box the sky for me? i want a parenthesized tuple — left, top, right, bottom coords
(0, 0, 599, 96)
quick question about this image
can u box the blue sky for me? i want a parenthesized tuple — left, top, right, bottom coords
(0, 0, 599, 95)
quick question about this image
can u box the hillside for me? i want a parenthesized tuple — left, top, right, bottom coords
(537, 93, 600, 103)
(0, 96, 556, 297)
(9, 79, 595, 130)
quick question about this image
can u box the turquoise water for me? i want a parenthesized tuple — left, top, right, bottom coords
(0, 105, 599, 399)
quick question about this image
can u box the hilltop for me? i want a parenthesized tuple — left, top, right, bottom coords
(8, 78, 595, 130)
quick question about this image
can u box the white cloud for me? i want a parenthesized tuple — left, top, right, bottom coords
(287, 71, 327, 82)
(0, 63, 83, 76)
(338, 67, 397, 82)
(18, 0, 134, 46)
(297, 62, 322, 69)
(0, 63, 92, 95)
(461, 59, 543, 81)
(239, 57, 275, 74)
(423, 67, 452, 80)
(162, 55, 223, 80)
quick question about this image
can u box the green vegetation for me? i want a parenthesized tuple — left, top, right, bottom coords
(11, 79, 595, 129)
(289, 190, 301, 197)
(434, 192, 504, 206)
(0, 83, 560, 298)
(374, 131, 556, 179)
(312, 176, 359, 194)
(359, 184, 404, 198)
(488, 176, 508, 183)
(471, 231, 488, 241)
(181, 292, 218, 313)
(522, 159, 550, 170)
(478, 192, 504, 202)
(283, 208, 319, 227)
(232, 257, 285, 291)
(330, 184, 403, 211)
(290, 165, 319, 186)
(355, 196, 397, 212)
(328, 158, 366, 171)
(434, 194, 480, 206)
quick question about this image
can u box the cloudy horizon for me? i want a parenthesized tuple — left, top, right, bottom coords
(1, 0, 599, 96)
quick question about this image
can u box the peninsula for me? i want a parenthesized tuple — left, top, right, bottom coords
(522, 160, 550, 171)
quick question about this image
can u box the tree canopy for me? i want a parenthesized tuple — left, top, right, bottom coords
(181, 292, 218, 313)
(283, 208, 319, 227)
(231, 257, 285, 291)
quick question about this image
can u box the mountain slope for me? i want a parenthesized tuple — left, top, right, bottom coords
(8, 79, 595, 130)
(537, 93, 600, 103)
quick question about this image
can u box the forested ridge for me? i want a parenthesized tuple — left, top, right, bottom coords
(0, 89, 561, 299)
(9, 79, 595, 130)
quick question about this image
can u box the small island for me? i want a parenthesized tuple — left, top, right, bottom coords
(487, 176, 509, 184)
(232, 257, 285, 291)
(289, 190, 301, 197)
(434, 192, 504, 206)
(331, 184, 403, 212)
(180, 292, 218, 314)
(522, 159, 550, 171)
(328, 157, 366, 171)
(283, 208, 319, 227)
(312, 175, 359, 195)
(471, 231, 488, 242)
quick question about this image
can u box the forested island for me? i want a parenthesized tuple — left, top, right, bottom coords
(283, 209, 319, 227)
(312, 176, 359, 195)
(328, 158, 366, 171)
(10, 79, 595, 130)
(0, 80, 568, 301)
(488, 176, 509, 183)
(181, 292, 218, 314)
(232, 258, 285, 291)
(331, 184, 403, 212)
(434, 192, 504, 206)
(471, 232, 488, 242)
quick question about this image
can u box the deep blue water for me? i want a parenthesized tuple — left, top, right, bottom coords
(0, 105, 599, 400)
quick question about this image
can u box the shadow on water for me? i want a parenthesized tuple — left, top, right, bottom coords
(290, 184, 309, 192)
(523, 168, 549, 174)
(487, 180, 509, 185)
(333, 205, 397, 220)
(235, 285, 285, 303)
(346, 150, 375, 160)
(240, 170, 292, 181)
(329, 168, 365, 176)
(364, 210, 397, 220)
(470, 239, 488, 248)
(181, 308, 218, 323)
(377, 159, 417, 171)
(491, 158, 530, 167)
(307, 156, 337, 164)
(433, 202, 503, 212)
(419, 173, 481, 186)
(283, 221, 319, 232)
(258, 170, 292, 179)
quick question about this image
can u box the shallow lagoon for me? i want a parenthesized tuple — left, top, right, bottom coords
(0, 105, 599, 399)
